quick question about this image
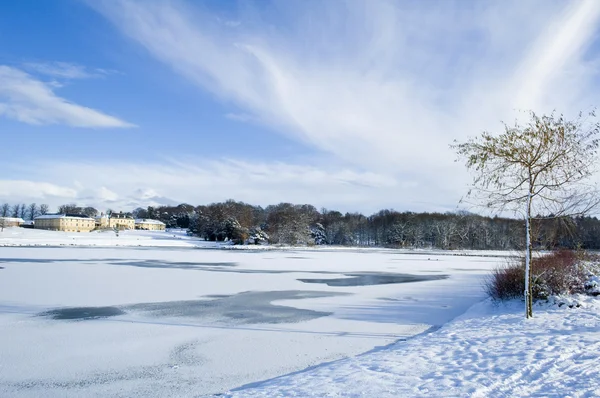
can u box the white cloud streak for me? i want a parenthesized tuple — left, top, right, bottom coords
(0, 180, 78, 201)
(91, 0, 600, 165)
(22, 61, 115, 80)
(0, 159, 435, 214)
(513, 1, 600, 111)
(0, 65, 135, 127)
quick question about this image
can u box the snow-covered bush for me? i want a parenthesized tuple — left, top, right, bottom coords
(531, 250, 587, 299)
(223, 218, 248, 245)
(486, 250, 590, 301)
(246, 227, 269, 245)
(311, 223, 327, 245)
(585, 276, 600, 296)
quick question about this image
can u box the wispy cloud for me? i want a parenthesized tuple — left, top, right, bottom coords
(0, 180, 78, 201)
(225, 112, 255, 123)
(512, 1, 600, 111)
(0, 65, 135, 127)
(0, 159, 422, 214)
(90, 0, 600, 176)
(22, 61, 116, 80)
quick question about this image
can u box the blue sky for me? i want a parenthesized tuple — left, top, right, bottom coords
(2, 0, 600, 214)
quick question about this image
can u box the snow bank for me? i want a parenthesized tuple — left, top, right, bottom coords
(0, 227, 212, 248)
(226, 296, 600, 397)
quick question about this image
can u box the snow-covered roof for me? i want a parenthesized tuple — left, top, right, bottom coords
(0, 217, 25, 223)
(34, 214, 92, 220)
(96, 214, 133, 220)
(135, 219, 165, 225)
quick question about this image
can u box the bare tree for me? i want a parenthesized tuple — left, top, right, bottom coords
(11, 205, 19, 218)
(39, 204, 49, 215)
(19, 204, 27, 219)
(27, 203, 38, 221)
(58, 203, 81, 214)
(0, 203, 9, 217)
(0, 217, 6, 232)
(82, 207, 98, 217)
(453, 111, 600, 318)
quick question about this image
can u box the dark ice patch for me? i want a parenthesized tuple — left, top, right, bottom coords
(298, 273, 448, 287)
(112, 260, 238, 270)
(41, 306, 125, 320)
(0, 258, 237, 270)
(124, 290, 347, 325)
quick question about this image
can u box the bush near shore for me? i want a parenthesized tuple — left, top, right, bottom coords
(486, 250, 600, 301)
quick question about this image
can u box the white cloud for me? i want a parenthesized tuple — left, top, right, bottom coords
(0, 180, 78, 201)
(225, 112, 255, 123)
(90, 0, 600, 179)
(512, 1, 600, 111)
(22, 61, 115, 80)
(0, 159, 447, 214)
(0, 65, 135, 128)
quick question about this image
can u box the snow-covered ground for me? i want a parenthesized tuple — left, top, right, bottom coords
(226, 296, 600, 397)
(0, 227, 207, 248)
(0, 228, 507, 397)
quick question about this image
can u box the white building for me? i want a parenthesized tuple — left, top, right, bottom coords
(34, 214, 95, 232)
(0, 217, 25, 227)
(95, 212, 135, 230)
(135, 219, 166, 231)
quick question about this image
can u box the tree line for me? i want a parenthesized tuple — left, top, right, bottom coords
(0, 203, 50, 221)
(4, 200, 600, 250)
(0, 203, 121, 220)
(131, 200, 600, 250)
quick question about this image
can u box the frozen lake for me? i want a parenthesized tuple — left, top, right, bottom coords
(0, 239, 507, 397)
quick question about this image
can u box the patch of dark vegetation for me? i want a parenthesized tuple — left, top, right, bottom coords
(298, 273, 448, 287)
(485, 250, 594, 301)
(41, 306, 125, 320)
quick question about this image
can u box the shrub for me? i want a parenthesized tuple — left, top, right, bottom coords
(532, 249, 587, 299)
(485, 259, 525, 300)
(485, 249, 588, 301)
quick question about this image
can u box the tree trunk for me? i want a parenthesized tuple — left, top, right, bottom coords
(525, 191, 533, 318)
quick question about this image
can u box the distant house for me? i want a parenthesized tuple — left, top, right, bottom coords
(135, 219, 166, 231)
(34, 214, 95, 232)
(21, 220, 35, 229)
(95, 213, 109, 228)
(95, 212, 135, 230)
(0, 217, 25, 227)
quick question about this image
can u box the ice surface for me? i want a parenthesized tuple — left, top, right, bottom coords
(0, 229, 506, 397)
